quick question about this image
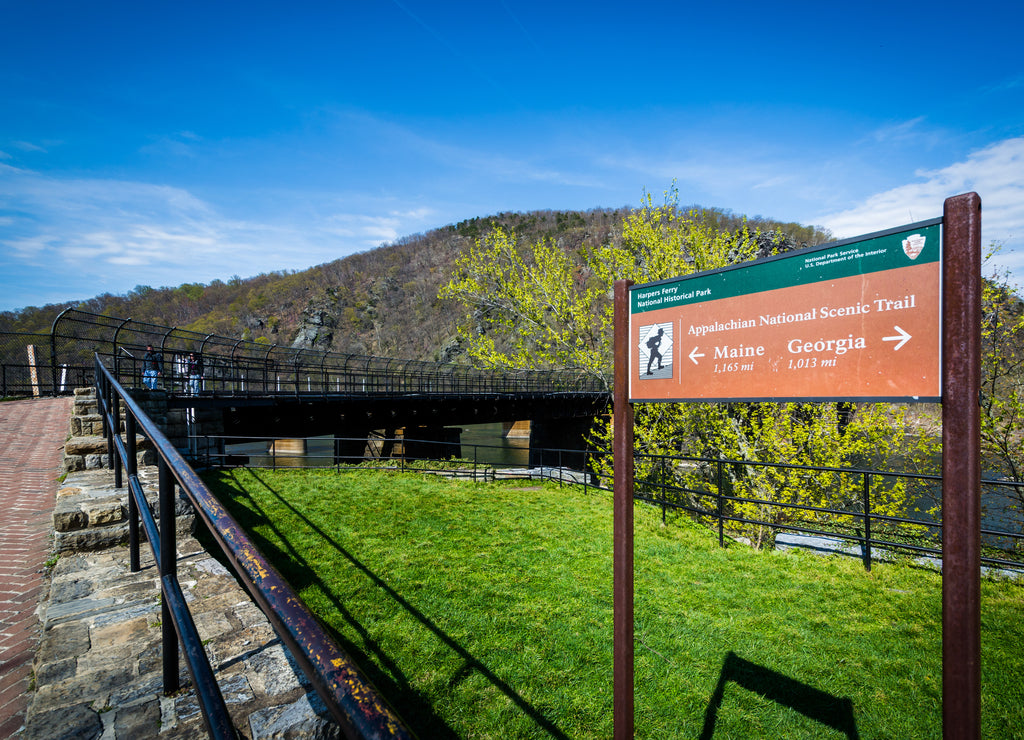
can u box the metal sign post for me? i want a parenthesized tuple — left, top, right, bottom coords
(941, 192, 981, 740)
(613, 279, 635, 740)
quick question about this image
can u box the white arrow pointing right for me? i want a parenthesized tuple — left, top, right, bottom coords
(882, 325, 912, 351)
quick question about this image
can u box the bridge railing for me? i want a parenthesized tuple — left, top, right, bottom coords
(104, 349, 602, 397)
(0, 329, 90, 397)
(29, 308, 605, 398)
(93, 356, 414, 739)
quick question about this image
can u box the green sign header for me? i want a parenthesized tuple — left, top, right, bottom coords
(630, 221, 941, 314)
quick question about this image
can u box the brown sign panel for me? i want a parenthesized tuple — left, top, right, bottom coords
(629, 221, 942, 402)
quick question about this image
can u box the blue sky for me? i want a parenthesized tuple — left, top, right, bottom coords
(2, 0, 1022, 312)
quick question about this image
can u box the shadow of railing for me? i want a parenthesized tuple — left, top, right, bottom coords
(228, 468, 571, 739)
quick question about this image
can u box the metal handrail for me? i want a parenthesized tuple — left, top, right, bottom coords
(94, 356, 414, 739)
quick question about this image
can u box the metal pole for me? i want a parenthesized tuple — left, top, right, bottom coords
(862, 472, 872, 571)
(159, 458, 180, 694)
(126, 412, 140, 572)
(717, 459, 725, 548)
(613, 279, 634, 740)
(941, 192, 982, 740)
(112, 392, 122, 489)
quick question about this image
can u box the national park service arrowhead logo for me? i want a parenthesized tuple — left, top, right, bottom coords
(902, 233, 926, 260)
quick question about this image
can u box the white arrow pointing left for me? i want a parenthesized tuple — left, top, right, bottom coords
(689, 347, 705, 365)
(882, 325, 912, 351)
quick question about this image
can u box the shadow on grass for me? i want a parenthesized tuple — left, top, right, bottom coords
(700, 652, 860, 740)
(215, 469, 570, 740)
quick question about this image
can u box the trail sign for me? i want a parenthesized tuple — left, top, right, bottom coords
(629, 220, 942, 402)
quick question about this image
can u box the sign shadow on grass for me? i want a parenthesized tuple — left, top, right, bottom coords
(699, 652, 860, 740)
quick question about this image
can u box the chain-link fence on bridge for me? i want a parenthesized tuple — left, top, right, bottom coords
(2, 308, 607, 399)
(0, 328, 93, 398)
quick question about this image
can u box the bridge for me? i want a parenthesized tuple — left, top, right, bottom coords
(2, 308, 611, 466)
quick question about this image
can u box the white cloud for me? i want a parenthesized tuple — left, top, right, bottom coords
(816, 137, 1024, 284)
(0, 166, 435, 309)
(12, 141, 46, 153)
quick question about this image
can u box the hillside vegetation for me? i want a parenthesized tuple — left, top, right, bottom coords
(0, 206, 828, 362)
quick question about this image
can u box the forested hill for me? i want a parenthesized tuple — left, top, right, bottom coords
(0, 207, 829, 362)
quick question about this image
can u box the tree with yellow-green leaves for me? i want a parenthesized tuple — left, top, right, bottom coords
(441, 186, 940, 547)
(977, 255, 1024, 550)
(981, 257, 1024, 483)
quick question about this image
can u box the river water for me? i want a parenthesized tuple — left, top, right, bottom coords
(224, 422, 530, 469)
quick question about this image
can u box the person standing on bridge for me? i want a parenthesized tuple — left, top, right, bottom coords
(143, 345, 163, 390)
(186, 352, 204, 395)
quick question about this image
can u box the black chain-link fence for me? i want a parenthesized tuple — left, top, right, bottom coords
(2, 308, 607, 399)
(0, 329, 91, 398)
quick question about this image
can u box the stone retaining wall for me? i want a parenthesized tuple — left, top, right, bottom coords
(56, 388, 192, 552)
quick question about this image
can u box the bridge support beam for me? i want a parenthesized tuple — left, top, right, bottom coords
(528, 416, 596, 470)
(334, 430, 370, 465)
(403, 425, 461, 461)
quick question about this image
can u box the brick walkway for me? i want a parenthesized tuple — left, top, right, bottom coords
(0, 397, 70, 738)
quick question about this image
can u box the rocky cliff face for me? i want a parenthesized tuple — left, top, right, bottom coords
(291, 306, 336, 350)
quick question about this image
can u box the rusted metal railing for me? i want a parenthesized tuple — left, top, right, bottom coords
(94, 356, 414, 739)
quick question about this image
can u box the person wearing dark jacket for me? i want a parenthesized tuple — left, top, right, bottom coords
(143, 345, 163, 389)
(186, 352, 204, 395)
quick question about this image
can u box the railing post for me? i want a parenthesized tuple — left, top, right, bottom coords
(862, 472, 872, 571)
(717, 459, 725, 548)
(112, 391, 123, 489)
(126, 412, 140, 572)
(661, 457, 667, 524)
(159, 458, 180, 694)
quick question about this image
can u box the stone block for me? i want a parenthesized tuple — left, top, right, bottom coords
(34, 656, 78, 686)
(54, 522, 129, 553)
(53, 503, 88, 532)
(48, 578, 93, 603)
(112, 699, 161, 738)
(37, 621, 91, 663)
(22, 702, 102, 740)
(248, 692, 342, 740)
(73, 399, 98, 416)
(84, 500, 124, 526)
(81, 419, 103, 436)
(91, 616, 149, 650)
(63, 455, 85, 472)
(65, 436, 109, 456)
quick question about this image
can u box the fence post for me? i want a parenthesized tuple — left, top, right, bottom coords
(862, 472, 872, 571)
(159, 458, 180, 694)
(661, 457, 667, 524)
(717, 459, 725, 548)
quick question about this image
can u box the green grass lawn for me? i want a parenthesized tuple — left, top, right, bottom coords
(203, 468, 1024, 739)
